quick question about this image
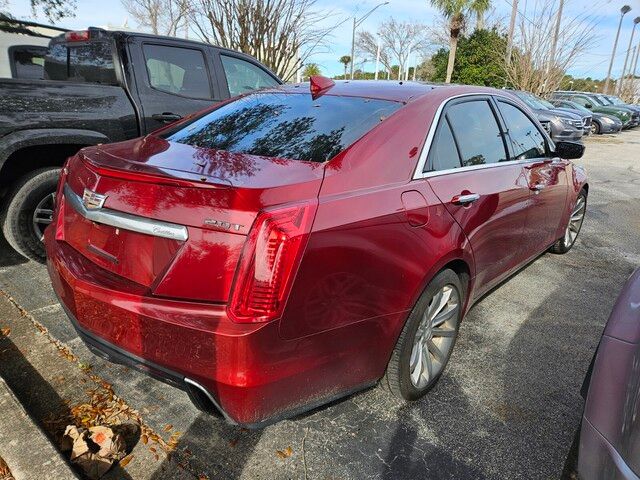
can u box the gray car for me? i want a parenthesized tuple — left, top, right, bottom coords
(550, 99, 622, 135)
(579, 268, 640, 479)
(512, 90, 584, 142)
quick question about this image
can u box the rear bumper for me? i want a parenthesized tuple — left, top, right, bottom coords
(45, 230, 380, 427)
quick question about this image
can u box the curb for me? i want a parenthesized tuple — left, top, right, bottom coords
(0, 376, 78, 480)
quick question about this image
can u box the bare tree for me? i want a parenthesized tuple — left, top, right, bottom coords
(504, 0, 599, 95)
(356, 18, 431, 80)
(187, 0, 338, 81)
(30, 0, 76, 21)
(121, 0, 189, 36)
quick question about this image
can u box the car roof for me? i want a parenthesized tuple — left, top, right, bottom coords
(272, 80, 506, 103)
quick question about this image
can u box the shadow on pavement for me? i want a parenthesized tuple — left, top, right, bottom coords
(0, 234, 26, 268)
(0, 334, 133, 480)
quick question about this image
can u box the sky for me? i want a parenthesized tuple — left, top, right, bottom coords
(5, 0, 640, 79)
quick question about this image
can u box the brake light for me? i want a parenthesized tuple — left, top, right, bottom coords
(228, 201, 318, 323)
(65, 30, 90, 42)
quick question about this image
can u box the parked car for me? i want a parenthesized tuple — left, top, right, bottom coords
(550, 99, 622, 134)
(579, 268, 640, 479)
(0, 27, 281, 262)
(552, 91, 639, 129)
(600, 94, 640, 117)
(511, 90, 585, 141)
(45, 79, 588, 427)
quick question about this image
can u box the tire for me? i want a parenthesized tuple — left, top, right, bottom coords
(1, 168, 61, 263)
(591, 121, 600, 135)
(383, 269, 464, 401)
(550, 189, 587, 254)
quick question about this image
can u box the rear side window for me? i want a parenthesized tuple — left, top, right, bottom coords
(497, 101, 547, 159)
(10, 46, 45, 79)
(427, 120, 461, 172)
(164, 93, 402, 163)
(44, 42, 117, 84)
(221, 55, 279, 97)
(446, 100, 507, 166)
(143, 44, 211, 99)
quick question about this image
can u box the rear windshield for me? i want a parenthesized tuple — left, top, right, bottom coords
(163, 92, 402, 163)
(44, 41, 117, 84)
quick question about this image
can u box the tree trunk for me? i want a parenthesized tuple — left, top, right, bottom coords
(445, 34, 458, 83)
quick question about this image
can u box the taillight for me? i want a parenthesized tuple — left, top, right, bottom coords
(228, 200, 318, 323)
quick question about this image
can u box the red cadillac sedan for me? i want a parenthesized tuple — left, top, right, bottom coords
(45, 79, 588, 427)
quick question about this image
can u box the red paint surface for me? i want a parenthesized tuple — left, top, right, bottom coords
(45, 83, 588, 425)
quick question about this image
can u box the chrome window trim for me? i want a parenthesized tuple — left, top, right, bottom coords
(64, 184, 189, 242)
(411, 92, 553, 180)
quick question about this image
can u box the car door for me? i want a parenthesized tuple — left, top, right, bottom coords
(495, 98, 568, 255)
(130, 40, 222, 133)
(422, 96, 531, 295)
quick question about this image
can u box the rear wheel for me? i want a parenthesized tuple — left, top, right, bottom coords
(1, 168, 60, 263)
(591, 121, 600, 135)
(550, 189, 586, 254)
(384, 269, 463, 401)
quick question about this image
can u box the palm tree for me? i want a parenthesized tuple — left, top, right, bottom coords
(339, 55, 352, 79)
(431, 0, 491, 83)
(302, 63, 322, 80)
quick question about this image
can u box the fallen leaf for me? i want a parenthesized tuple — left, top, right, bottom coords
(229, 439, 238, 448)
(119, 454, 134, 467)
(141, 434, 148, 445)
(163, 424, 173, 432)
(198, 475, 209, 480)
(276, 446, 293, 459)
(0, 327, 10, 337)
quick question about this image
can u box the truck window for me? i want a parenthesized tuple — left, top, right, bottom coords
(221, 55, 279, 97)
(44, 41, 117, 84)
(143, 44, 211, 100)
(10, 46, 46, 79)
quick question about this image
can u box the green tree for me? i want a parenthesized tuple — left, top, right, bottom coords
(428, 28, 506, 87)
(339, 56, 351, 78)
(430, 0, 491, 83)
(302, 63, 321, 80)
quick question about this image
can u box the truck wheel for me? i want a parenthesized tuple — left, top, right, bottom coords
(1, 168, 61, 263)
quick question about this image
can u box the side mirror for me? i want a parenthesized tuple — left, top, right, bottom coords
(554, 140, 585, 160)
(585, 103, 593, 109)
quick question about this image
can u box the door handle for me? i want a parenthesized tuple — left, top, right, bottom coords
(152, 112, 183, 123)
(451, 193, 480, 205)
(530, 183, 546, 192)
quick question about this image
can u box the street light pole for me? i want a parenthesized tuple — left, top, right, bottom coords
(618, 16, 640, 95)
(349, 1, 389, 80)
(505, 0, 518, 65)
(604, 5, 631, 94)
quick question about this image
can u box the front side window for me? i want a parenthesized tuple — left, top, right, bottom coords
(221, 55, 279, 97)
(143, 44, 211, 99)
(446, 100, 507, 166)
(498, 101, 547, 160)
(164, 93, 402, 163)
(427, 119, 461, 172)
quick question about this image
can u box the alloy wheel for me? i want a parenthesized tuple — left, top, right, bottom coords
(32, 192, 55, 242)
(563, 194, 586, 248)
(409, 284, 460, 389)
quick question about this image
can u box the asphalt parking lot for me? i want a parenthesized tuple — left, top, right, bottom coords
(1, 130, 639, 480)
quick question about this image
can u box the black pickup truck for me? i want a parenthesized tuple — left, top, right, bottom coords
(0, 27, 281, 261)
